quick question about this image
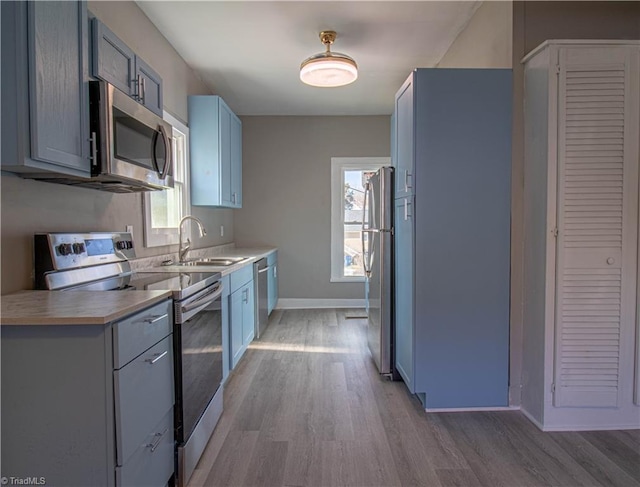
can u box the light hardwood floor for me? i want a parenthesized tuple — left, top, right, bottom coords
(188, 309, 640, 487)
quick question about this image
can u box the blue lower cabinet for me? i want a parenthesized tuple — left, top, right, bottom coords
(229, 273, 255, 370)
(266, 251, 278, 314)
(221, 275, 230, 382)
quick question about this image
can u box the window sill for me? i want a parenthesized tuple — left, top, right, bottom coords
(330, 276, 366, 283)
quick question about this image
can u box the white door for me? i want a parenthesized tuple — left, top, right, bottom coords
(553, 45, 639, 408)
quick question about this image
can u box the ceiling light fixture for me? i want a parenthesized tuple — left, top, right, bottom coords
(300, 31, 358, 88)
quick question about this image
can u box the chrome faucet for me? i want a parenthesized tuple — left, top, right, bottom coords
(178, 215, 207, 263)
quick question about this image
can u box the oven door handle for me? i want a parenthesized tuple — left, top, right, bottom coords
(182, 283, 223, 313)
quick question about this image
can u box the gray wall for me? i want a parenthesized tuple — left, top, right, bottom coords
(509, 1, 640, 404)
(235, 116, 390, 300)
(1, 1, 233, 294)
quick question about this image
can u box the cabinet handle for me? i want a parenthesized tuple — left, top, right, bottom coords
(242, 288, 248, 304)
(142, 313, 168, 324)
(145, 350, 168, 365)
(146, 428, 168, 452)
(132, 76, 140, 100)
(141, 77, 146, 105)
(89, 132, 98, 165)
(273, 265, 277, 278)
(404, 199, 412, 220)
(606, 257, 615, 265)
(404, 170, 412, 192)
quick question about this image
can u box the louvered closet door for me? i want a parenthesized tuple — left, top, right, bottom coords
(554, 46, 639, 408)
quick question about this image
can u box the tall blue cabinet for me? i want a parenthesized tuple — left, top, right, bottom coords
(393, 69, 512, 409)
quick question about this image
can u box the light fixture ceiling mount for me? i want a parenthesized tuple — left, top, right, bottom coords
(300, 31, 358, 88)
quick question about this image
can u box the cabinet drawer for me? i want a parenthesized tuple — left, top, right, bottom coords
(113, 300, 172, 369)
(116, 408, 174, 487)
(230, 265, 253, 293)
(114, 336, 174, 466)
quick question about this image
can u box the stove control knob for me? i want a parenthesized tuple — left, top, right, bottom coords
(116, 241, 126, 251)
(126, 240, 133, 249)
(72, 243, 85, 255)
(57, 244, 72, 256)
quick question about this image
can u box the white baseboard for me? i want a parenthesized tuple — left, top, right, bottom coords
(520, 407, 546, 431)
(520, 407, 640, 431)
(275, 299, 366, 309)
(425, 406, 520, 413)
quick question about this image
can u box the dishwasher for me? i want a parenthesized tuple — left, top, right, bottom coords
(254, 258, 269, 339)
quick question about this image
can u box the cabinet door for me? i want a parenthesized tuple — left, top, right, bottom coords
(91, 18, 135, 97)
(28, 0, 90, 173)
(394, 197, 414, 392)
(394, 73, 414, 198)
(230, 113, 242, 208)
(553, 46, 639, 409)
(230, 289, 244, 369)
(242, 283, 255, 346)
(267, 263, 278, 315)
(219, 102, 233, 207)
(135, 56, 163, 117)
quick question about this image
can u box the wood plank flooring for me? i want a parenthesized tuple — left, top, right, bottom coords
(187, 309, 640, 487)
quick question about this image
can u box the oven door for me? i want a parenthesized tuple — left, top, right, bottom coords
(93, 81, 174, 190)
(174, 282, 224, 445)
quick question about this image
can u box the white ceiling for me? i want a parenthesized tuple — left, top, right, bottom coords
(137, 1, 482, 116)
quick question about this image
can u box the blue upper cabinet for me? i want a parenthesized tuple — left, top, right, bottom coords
(1, 0, 90, 177)
(134, 56, 163, 117)
(189, 96, 243, 208)
(92, 18, 163, 117)
(393, 69, 512, 409)
(393, 73, 414, 198)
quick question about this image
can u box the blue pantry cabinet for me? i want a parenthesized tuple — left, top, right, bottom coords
(1, 0, 91, 177)
(189, 96, 242, 208)
(393, 69, 512, 409)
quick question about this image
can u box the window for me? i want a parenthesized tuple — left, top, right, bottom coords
(143, 111, 190, 247)
(330, 157, 389, 282)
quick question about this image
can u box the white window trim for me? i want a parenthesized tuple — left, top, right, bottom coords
(330, 157, 390, 282)
(142, 111, 191, 247)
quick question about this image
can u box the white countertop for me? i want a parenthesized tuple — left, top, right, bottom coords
(1, 290, 172, 325)
(141, 247, 277, 276)
(1, 246, 277, 325)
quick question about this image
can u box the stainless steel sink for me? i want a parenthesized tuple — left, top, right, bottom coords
(169, 257, 248, 267)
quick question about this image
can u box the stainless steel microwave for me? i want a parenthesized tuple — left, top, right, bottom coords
(89, 80, 174, 191)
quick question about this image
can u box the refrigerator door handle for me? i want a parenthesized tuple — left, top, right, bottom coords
(361, 183, 370, 276)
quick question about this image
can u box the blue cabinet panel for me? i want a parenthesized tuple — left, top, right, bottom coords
(394, 197, 414, 392)
(230, 287, 244, 369)
(91, 18, 135, 96)
(229, 270, 255, 370)
(393, 69, 511, 409)
(394, 74, 414, 198)
(1, 0, 90, 177)
(189, 95, 242, 208)
(92, 18, 163, 117)
(135, 56, 163, 117)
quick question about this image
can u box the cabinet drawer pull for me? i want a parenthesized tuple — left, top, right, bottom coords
(146, 428, 168, 452)
(142, 314, 168, 324)
(145, 350, 168, 365)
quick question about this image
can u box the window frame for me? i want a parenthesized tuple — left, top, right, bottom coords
(142, 111, 191, 248)
(330, 157, 390, 282)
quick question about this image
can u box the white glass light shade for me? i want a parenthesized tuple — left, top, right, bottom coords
(300, 54, 358, 88)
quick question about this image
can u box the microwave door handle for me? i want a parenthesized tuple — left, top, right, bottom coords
(153, 124, 172, 180)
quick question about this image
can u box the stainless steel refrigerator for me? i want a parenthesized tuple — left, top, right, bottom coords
(362, 166, 394, 375)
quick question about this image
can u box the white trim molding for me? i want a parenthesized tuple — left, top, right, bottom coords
(276, 299, 366, 310)
(330, 157, 390, 282)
